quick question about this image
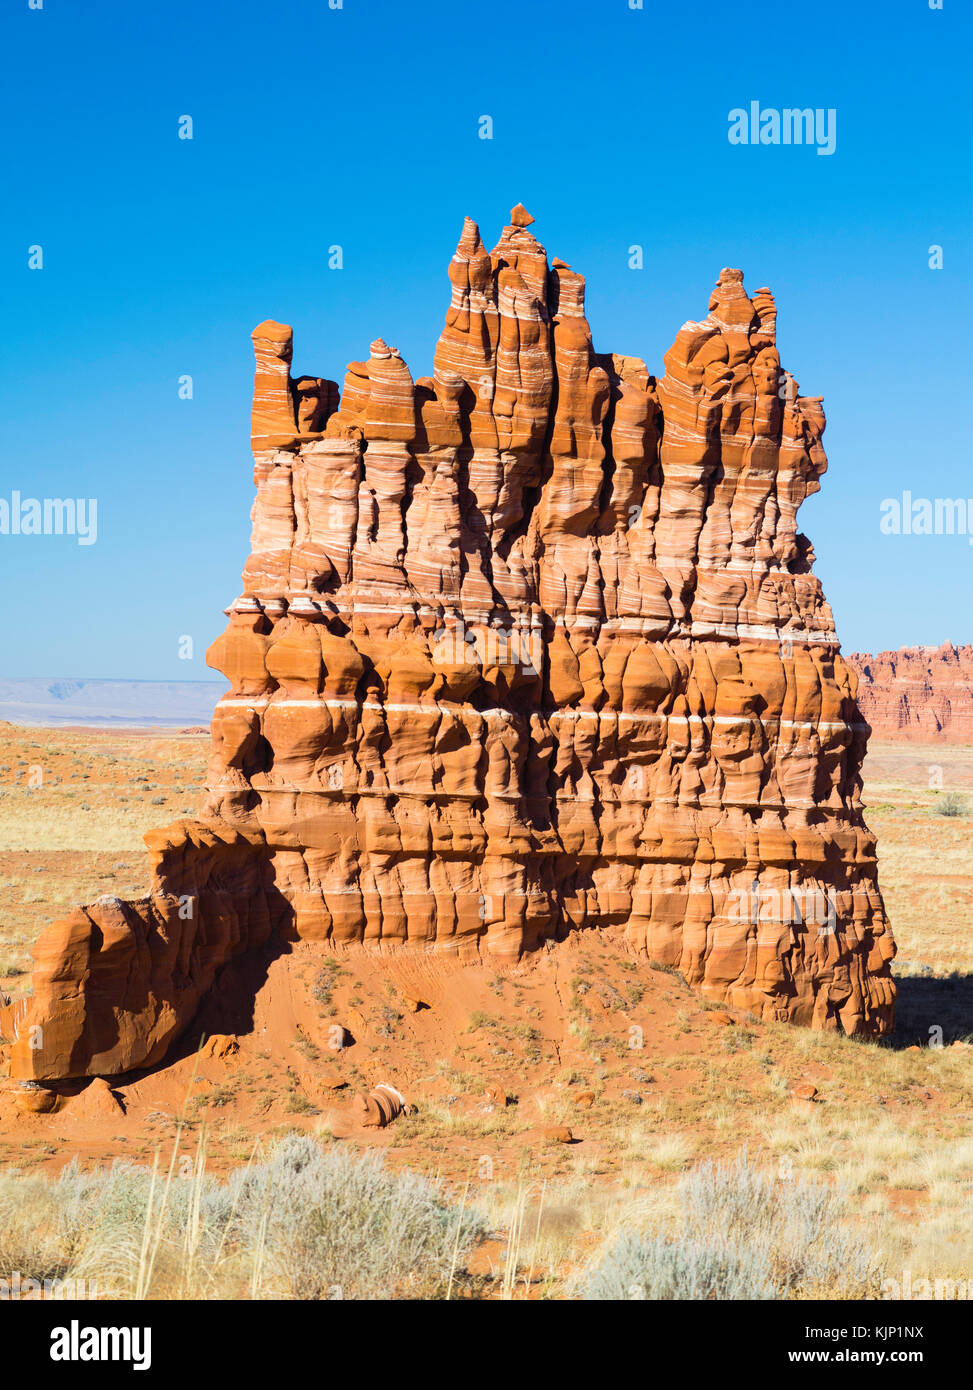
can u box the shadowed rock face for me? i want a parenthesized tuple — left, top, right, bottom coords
(10, 209, 895, 1083)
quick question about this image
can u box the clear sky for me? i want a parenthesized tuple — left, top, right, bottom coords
(1, 0, 970, 678)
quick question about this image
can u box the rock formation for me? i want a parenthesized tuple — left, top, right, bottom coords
(847, 643, 973, 743)
(7, 207, 896, 1086)
(353, 1083, 410, 1129)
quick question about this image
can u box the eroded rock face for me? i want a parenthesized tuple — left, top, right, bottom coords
(847, 643, 973, 742)
(9, 208, 895, 1082)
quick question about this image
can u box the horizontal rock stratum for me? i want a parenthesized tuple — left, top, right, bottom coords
(847, 643, 973, 743)
(9, 207, 895, 1082)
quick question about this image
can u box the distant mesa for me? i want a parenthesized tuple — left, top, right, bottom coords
(847, 643, 973, 743)
(0, 678, 223, 729)
(7, 207, 896, 1090)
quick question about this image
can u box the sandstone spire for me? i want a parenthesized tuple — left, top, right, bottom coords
(8, 210, 895, 1086)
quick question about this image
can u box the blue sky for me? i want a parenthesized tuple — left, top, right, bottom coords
(1, 0, 970, 678)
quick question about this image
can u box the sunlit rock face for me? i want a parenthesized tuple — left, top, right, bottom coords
(11, 207, 895, 1083)
(848, 643, 973, 743)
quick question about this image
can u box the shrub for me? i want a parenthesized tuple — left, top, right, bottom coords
(582, 1229, 777, 1300)
(680, 1152, 875, 1295)
(935, 792, 967, 818)
(226, 1136, 482, 1299)
(580, 1151, 877, 1300)
(0, 1137, 483, 1300)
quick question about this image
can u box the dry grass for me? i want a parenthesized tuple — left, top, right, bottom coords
(864, 740, 973, 977)
(0, 1133, 485, 1300)
(0, 729, 207, 854)
(0, 727, 208, 985)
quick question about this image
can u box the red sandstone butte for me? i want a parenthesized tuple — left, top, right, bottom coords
(7, 207, 896, 1085)
(847, 643, 973, 743)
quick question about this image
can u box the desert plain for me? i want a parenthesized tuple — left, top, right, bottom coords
(0, 723, 969, 1300)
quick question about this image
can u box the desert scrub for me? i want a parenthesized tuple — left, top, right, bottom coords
(934, 791, 967, 817)
(466, 1010, 498, 1031)
(583, 1230, 778, 1300)
(311, 959, 346, 1009)
(0, 1136, 485, 1300)
(226, 1138, 484, 1298)
(680, 1152, 876, 1296)
(579, 1151, 878, 1300)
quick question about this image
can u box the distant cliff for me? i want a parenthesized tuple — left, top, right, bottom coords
(847, 643, 973, 742)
